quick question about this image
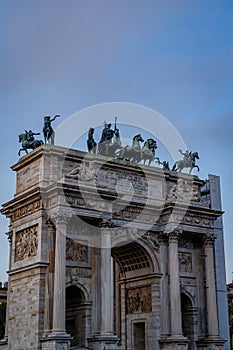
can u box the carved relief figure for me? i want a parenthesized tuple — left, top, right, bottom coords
(66, 238, 88, 262)
(15, 225, 38, 261)
(167, 179, 201, 203)
(179, 252, 193, 273)
(127, 286, 152, 314)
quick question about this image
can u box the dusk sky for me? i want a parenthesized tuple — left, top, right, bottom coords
(0, 1, 233, 282)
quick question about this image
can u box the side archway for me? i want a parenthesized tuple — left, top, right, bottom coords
(65, 284, 92, 348)
(181, 291, 198, 350)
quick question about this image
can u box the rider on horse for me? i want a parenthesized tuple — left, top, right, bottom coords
(25, 130, 40, 146)
(178, 149, 191, 164)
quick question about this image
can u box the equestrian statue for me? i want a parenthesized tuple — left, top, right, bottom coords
(18, 130, 43, 156)
(172, 149, 200, 174)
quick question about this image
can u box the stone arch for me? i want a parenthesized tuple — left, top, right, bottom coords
(65, 284, 92, 348)
(66, 279, 91, 303)
(181, 290, 198, 350)
(137, 238, 160, 273)
(111, 240, 157, 277)
(111, 240, 160, 349)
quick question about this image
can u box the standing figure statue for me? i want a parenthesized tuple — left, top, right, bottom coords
(87, 127, 97, 153)
(43, 115, 60, 145)
(98, 121, 115, 156)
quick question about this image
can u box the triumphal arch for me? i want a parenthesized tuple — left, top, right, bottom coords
(0, 139, 229, 349)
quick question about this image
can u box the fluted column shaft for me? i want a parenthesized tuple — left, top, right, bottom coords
(160, 236, 170, 336)
(52, 217, 67, 333)
(44, 219, 55, 332)
(168, 232, 183, 337)
(100, 227, 113, 333)
(203, 235, 219, 337)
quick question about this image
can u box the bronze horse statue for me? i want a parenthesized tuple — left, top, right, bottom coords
(118, 134, 144, 162)
(172, 150, 199, 174)
(18, 132, 43, 156)
(141, 138, 160, 166)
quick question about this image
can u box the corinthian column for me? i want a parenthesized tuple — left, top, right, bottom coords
(159, 234, 170, 336)
(100, 219, 114, 334)
(168, 230, 183, 337)
(52, 215, 68, 334)
(203, 234, 219, 337)
(88, 219, 118, 349)
(43, 219, 55, 332)
(41, 215, 71, 350)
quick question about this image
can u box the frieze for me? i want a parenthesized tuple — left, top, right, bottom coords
(158, 211, 214, 229)
(12, 199, 43, 222)
(15, 224, 38, 261)
(166, 179, 201, 203)
(126, 286, 152, 314)
(111, 227, 140, 246)
(65, 193, 111, 211)
(113, 206, 155, 224)
(66, 266, 91, 279)
(66, 238, 88, 262)
(180, 277, 196, 287)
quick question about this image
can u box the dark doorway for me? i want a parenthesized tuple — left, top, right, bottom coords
(181, 293, 196, 350)
(66, 285, 87, 347)
(133, 322, 146, 350)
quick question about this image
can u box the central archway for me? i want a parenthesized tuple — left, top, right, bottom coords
(112, 239, 160, 350)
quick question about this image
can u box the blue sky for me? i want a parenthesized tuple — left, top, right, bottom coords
(0, 1, 233, 281)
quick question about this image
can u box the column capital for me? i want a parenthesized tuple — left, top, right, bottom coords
(50, 214, 70, 227)
(203, 233, 216, 246)
(5, 230, 13, 244)
(46, 217, 56, 230)
(164, 229, 183, 242)
(99, 218, 114, 229)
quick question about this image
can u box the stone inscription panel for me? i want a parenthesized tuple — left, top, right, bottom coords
(126, 286, 152, 314)
(15, 225, 38, 261)
(96, 168, 164, 199)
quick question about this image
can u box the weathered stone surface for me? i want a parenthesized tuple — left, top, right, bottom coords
(0, 146, 229, 350)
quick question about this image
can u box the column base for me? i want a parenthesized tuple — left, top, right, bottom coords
(88, 333, 119, 350)
(0, 337, 8, 344)
(197, 336, 225, 350)
(160, 336, 189, 350)
(41, 331, 72, 350)
(0, 338, 8, 350)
